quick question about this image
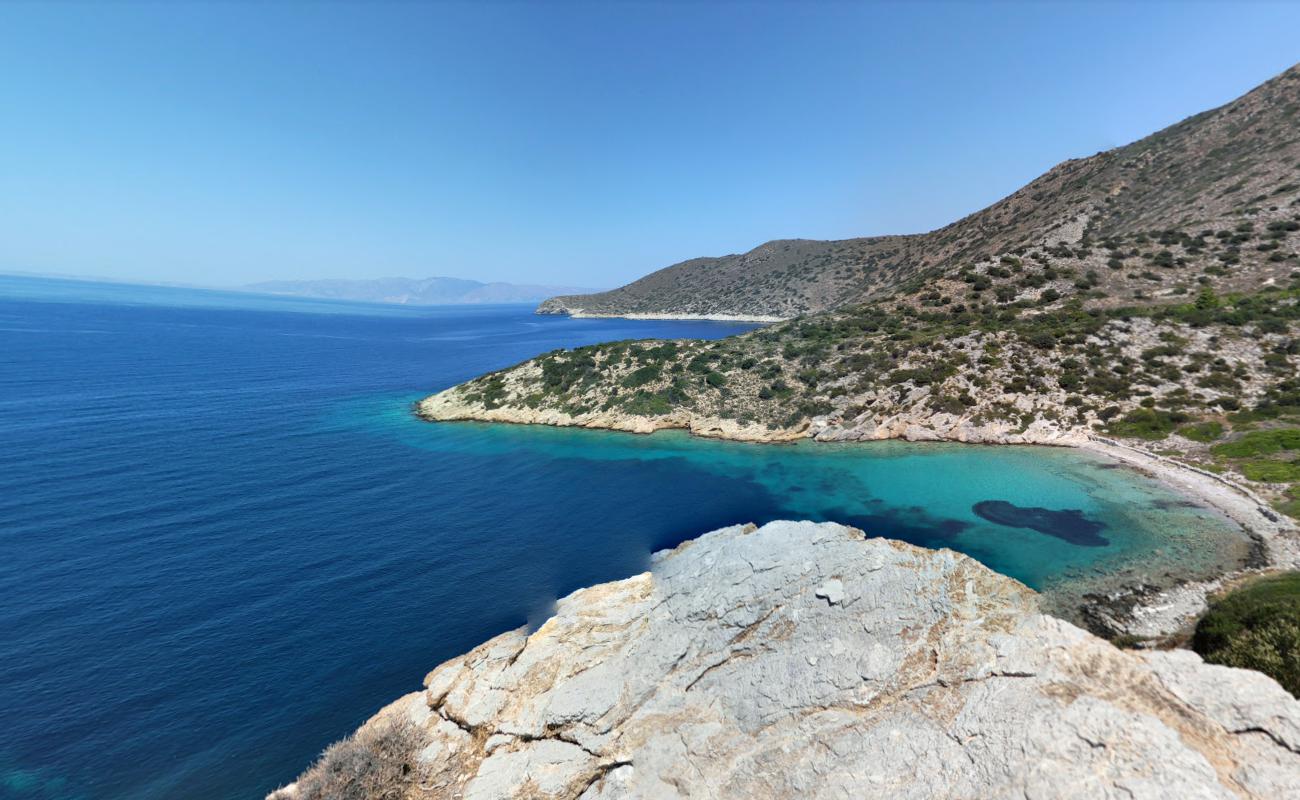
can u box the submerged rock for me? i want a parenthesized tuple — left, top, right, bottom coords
(272, 521, 1300, 799)
(972, 499, 1110, 547)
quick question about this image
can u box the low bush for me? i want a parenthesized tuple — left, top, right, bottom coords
(623, 390, 673, 416)
(1193, 572, 1300, 697)
(1210, 428, 1300, 458)
(931, 394, 968, 415)
(287, 718, 424, 800)
(621, 364, 662, 389)
(1106, 408, 1188, 440)
(1178, 420, 1224, 442)
(1277, 486, 1300, 520)
(1240, 460, 1300, 483)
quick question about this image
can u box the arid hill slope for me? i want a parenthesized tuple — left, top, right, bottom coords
(540, 63, 1300, 319)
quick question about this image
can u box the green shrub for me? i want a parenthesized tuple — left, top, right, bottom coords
(1277, 486, 1300, 520)
(1197, 372, 1241, 392)
(1178, 421, 1224, 442)
(1024, 331, 1056, 349)
(621, 364, 662, 389)
(889, 365, 952, 386)
(1211, 428, 1300, 458)
(1106, 408, 1188, 440)
(540, 351, 598, 393)
(931, 394, 968, 415)
(1240, 460, 1300, 483)
(622, 390, 672, 416)
(475, 376, 509, 409)
(1193, 572, 1300, 697)
(767, 379, 793, 398)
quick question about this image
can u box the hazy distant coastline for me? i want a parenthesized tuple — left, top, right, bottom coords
(245, 276, 602, 306)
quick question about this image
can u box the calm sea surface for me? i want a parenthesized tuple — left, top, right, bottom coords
(0, 275, 1250, 799)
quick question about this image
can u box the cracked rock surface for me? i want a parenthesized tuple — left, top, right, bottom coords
(272, 521, 1300, 799)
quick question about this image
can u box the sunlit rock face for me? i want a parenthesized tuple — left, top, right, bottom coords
(273, 521, 1300, 800)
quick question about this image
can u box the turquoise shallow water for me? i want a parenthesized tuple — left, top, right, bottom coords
(340, 397, 1252, 612)
(0, 276, 1251, 800)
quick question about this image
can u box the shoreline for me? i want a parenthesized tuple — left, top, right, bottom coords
(1071, 434, 1299, 638)
(415, 395, 1298, 639)
(537, 307, 788, 323)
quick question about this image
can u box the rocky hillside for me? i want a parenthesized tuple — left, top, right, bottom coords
(422, 257, 1300, 521)
(540, 63, 1300, 319)
(421, 68, 1300, 524)
(270, 521, 1300, 799)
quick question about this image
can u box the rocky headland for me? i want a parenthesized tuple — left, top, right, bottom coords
(271, 521, 1300, 799)
(534, 300, 787, 324)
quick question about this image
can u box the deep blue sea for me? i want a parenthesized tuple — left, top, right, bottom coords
(0, 275, 1250, 800)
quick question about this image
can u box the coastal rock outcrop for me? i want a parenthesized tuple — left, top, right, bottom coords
(417, 389, 808, 442)
(271, 521, 1300, 799)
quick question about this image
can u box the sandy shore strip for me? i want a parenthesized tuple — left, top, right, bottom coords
(544, 308, 789, 323)
(1080, 434, 1296, 554)
(1074, 434, 1299, 638)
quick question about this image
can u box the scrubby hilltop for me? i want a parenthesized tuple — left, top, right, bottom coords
(540, 63, 1300, 320)
(423, 65, 1300, 525)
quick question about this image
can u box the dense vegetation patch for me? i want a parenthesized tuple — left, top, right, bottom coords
(1210, 428, 1300, 458)
(1193, 572, 1300, 697)
(1178, 420, 1224, 442)
(1106, 409, 1190, 440)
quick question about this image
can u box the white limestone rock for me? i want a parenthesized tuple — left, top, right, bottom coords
(273, 521, 1300, 799)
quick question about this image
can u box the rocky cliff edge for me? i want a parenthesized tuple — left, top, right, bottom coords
(271, 521, 1300, 799)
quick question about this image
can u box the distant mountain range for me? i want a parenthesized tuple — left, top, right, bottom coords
(246, 276, 602, 306)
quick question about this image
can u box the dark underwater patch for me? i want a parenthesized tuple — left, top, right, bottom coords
(1150, 498, 1202, 510)
(972, 500, 1110, 547)
(824, 506, 971, 551)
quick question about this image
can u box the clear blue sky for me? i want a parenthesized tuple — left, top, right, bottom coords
(1, 2, 1298, 288)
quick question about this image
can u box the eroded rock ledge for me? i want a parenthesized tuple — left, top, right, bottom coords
(271, 521, 1300, 799)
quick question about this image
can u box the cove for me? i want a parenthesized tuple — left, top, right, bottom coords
(0, 283, 1254, 800)
(339, 400, 1253, 618)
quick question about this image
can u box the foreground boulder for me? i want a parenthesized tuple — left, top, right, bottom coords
(272, 521, 1300, 799)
